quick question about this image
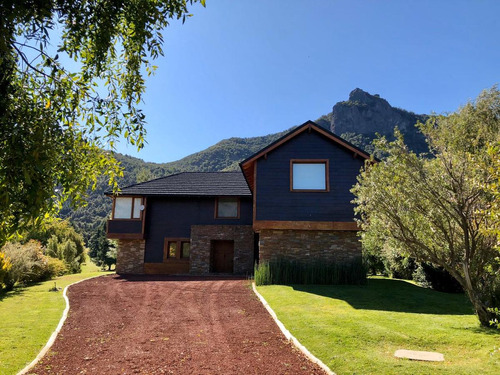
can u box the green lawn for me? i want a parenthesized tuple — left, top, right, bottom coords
(0, 262, 113, 375)
(257, 277, 500, 375)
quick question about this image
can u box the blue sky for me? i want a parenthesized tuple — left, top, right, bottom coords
(115, 0, 500, 163)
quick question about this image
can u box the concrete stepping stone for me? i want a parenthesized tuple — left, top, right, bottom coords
(394, 349, 444, 362)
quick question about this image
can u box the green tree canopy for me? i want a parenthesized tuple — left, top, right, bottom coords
(25, 218, 86, 272)
(352, 87, 500, 327)
(88, 220, 116, 271)
(0, 0, 204, 244)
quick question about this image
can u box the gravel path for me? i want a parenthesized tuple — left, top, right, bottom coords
(29, 275, 326, 374)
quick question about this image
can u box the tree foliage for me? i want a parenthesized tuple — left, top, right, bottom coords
(88, 220, 116, 270)
(24, 218, 86, 273)
(486, 143, 500, 243)
(1, 240, 52, 290)
(352, 87, 500, 327)
(0, 0, 203, 245)
(0, 251, 12, 286)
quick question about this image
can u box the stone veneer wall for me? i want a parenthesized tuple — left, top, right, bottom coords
(190, 225, 254, 275)
(259, 229, 361, 263)
(116, 239, 146, 274)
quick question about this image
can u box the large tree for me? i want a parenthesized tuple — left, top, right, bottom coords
(0, 0, 204, 245)
(352, 87, 500, 327)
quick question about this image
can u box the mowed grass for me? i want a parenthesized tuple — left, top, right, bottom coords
(0, 262, 113, 375)
(257, 277, 500, 375)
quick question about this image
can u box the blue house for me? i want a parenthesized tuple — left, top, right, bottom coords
(106, 121, 372, 274)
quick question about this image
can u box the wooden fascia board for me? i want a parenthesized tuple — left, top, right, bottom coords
(240, 122, 374, 183)
(240, 124, 311, 168)
(312, 125, 372, 160)
(253, 220, 359, 231)
(241, 163, 255, 193)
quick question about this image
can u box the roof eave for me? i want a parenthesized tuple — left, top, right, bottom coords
(239, 120, 376, 191)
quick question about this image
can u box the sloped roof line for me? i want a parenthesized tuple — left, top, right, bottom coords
(117, 171, 243, 192)
(239, 120, 372, 167)
(238, 120, 374, 192)
(116, 171, 185, 192)
(108, 171, 251, 197)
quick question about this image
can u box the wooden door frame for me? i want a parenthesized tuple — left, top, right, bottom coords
(210, 240, 234, 273)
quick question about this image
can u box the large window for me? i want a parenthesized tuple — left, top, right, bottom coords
(113, 197, 143, 219)
(163, 238, 190, 261)
(291, 160, 329, 191)
(215, 197, 239, 218)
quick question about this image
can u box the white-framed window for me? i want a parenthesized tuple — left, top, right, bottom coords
(113, 197, 143, 219)
(290, 160, 329, 191)
(215, 197, 239, 218)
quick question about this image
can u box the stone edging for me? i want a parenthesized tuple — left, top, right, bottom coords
(251, 282, 335, 375)
(17, 274, 107, 375)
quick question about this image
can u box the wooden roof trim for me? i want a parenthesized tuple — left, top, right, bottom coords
(313, 125, 372, 160)
(240, 121, 372, 170)
(240, 124, 311, 167)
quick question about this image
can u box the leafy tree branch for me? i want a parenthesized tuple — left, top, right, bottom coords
(0, 0, 204, 244)
(352, 86, 500, 327)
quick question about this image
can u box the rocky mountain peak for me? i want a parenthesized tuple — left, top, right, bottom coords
(348, 88, 389, 107)
(330, 88, 428, 153)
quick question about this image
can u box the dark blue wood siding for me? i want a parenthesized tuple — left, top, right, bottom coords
(144, 197, 252, 262)
(255, 131, 364, 221)
(107, 220, 142, 234)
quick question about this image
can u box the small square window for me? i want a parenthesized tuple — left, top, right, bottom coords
(216, 197, 239, 218)
(291, 161, 328, 191)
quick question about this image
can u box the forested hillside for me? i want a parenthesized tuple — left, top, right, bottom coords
(60, 88, 428, 241)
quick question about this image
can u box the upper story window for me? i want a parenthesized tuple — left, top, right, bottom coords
(113, 197, 143, 219)
(215, 197, 239, 218)
(291, 160, 329, 192)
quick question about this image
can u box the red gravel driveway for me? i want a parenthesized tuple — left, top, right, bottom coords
(29, 275, 326, 374)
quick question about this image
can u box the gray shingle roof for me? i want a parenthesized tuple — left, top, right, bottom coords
(114, 172, 251, 197)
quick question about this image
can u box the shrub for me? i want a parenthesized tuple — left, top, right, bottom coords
(254, 257, 366, 286)
(25, 219, 85, 273)
(45, 257, 68, 278)
(0, 251, 12, 287)
(363, 252, 386, 276)
(383, 251, 417, 280)
(2, 241, 52, 290)
(416, 263, 463, 293)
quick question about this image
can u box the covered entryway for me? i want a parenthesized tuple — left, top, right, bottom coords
(190, 225, 254, 274)
(211, 240, 234, 273)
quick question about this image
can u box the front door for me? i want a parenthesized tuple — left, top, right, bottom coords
(211, 240, 234, 273)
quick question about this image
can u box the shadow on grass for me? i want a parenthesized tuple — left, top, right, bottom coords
(291, 278, 474, 315)
(0, 285, 26, 302)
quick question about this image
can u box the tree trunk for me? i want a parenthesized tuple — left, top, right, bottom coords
(466, 288, 495, 327)
(461, 262, 495, 327)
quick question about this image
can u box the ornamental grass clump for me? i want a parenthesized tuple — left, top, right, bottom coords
(254, 257, 366, 286)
